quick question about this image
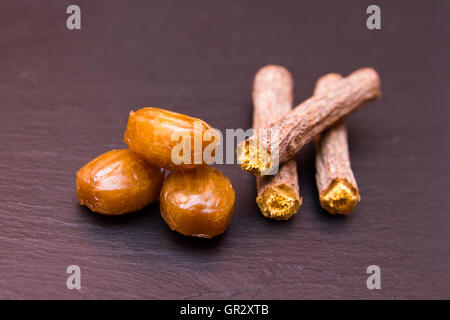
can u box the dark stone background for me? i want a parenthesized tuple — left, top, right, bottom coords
(0, 0, 448, 299)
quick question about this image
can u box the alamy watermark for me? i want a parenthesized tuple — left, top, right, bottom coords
(66, 265, 81, 290)
(366, 5, 381, 30)
(66, 4, 380, 31)
(66, 5, 81, 30)
(366, 265, 381, 289)
(168, 121, 280, 175)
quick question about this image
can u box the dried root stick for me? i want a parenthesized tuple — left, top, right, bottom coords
(253, 65, 301, 220)
(314, 74, 360, 214)
(237, 68, 381, 176)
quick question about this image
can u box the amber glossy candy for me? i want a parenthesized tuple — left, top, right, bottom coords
(76, 149, 164, 215)
(124, 107, 218, 170)
(160, 166, 235, 238)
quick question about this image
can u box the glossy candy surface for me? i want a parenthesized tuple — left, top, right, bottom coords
(76, 149, 164, 215)
(124, 107, 218, 170)
(160, 166, 235, 238)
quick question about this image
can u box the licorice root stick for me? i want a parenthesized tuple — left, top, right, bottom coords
(314, 73, 360, 214)
(237, 67, 381, 176)
(252, 65, 301, 220)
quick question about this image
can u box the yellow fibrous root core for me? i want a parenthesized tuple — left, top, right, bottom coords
(237, 139, 272, 176)
(320, 179, 360, 214)
(256, 183, 301, 220)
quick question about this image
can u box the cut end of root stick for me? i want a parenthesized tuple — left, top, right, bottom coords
(237, 139, 273, 176)
(320, 179, 360, 214)
(256, 183, 302, 220)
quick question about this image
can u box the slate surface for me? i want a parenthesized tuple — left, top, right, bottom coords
(0, 0, 449, 299)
